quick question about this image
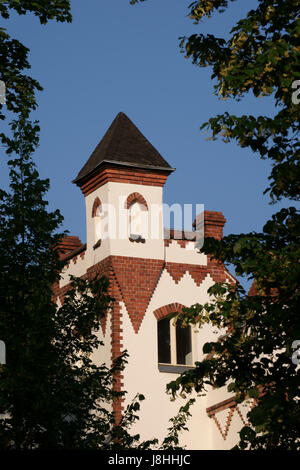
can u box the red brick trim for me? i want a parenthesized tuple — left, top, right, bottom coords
(92, 197, 102, 217)
(207, 397, 237, 441)
(212, 408, 235, 441)
(86, 257, 125, 424)
(236, 404, 250, 427)
(86, 256, 114, 337)
(206, 397, 236, 417)
(53, 250, 236, 425)
(207, 397, 256, 441)
(77, 166, 169, 196)
(53, 254, 164, 424)
(111, 256, 164, 333)
(164, 255, 236, 287)
(153, 303, 186, 321)
(165, 262, 209, 286)
(110, 283, 125, 424)
(60, 244, 86, 263)
(125, 192, 148, 210)
(55, 236, 83, 259)
(164, 239, 195, 249)
(164, 230, 196, 242)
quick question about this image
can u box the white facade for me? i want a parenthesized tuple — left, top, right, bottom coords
(56, 176, 253, 450)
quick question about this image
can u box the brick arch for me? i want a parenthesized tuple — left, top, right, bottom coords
(92, 197, 102, 217)
(153, 303, 186, 321)
(125, 192, 148, 210)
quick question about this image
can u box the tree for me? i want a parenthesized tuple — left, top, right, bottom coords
(132, 0, 300, 449)
(0, 1, 72, 151)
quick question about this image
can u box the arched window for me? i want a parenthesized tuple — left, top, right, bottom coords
(92, 197, 102, 218)
(126, 193, 148, 242)
(129, 201, 147, 239)
(157, 316, 193, 366)
(92, 197, 102, 248)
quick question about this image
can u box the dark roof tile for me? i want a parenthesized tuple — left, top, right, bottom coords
(73, 112, 174, 183)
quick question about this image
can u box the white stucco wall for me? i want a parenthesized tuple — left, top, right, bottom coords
(165, 240, 207, 265)
(59, 251, 87, 289)
(119, 269, 243, 449)
(92, 310, 112, 370)
(58, 178, 245, 449)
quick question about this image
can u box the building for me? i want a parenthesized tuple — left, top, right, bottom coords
(53, 112, 254, 449)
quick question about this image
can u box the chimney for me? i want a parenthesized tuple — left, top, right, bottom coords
(55, 236, 83, 258)
(193, 211, 226, 240)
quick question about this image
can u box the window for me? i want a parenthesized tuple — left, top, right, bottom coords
(92, 197, 102, 249)
(158, 317, 171, 364)
(157, 316, 193, 370)
(176, 318, 193, 365)
(128, 201, 148, 241)
(125, 193, 148, 242)
(92, 197, 102, 218)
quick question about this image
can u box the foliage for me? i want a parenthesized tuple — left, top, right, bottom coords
(182, 0, 300, 203)
(160, 399, 195, 450)
(0, 0, 72, 151)
(0, 116, 118, 448)
(168, 207, 300, 449)
(0, 115, 110, 449)
(132, 0, 300, 449)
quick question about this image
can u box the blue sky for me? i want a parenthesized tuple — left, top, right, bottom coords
(0, 0, 294, 286)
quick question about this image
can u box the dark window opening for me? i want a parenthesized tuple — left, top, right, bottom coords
(158, 318, 171, 364)
(176, 319, 192, 365)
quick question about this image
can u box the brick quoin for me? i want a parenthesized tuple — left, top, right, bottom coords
(87, 257, 126, 424)
(109, 282, 125, 424)
(87, 256, 114, 337)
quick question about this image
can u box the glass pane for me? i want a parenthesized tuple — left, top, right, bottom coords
(176, 320, 192, 365)
(157, 318, 171, 364)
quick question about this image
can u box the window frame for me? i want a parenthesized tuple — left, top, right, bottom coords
(157, 314, 195, 373)
(125, 192, 148, 242)
(91, 197, 102, 249)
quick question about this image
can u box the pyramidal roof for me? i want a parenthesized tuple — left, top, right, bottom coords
(73, 112, 174, 184)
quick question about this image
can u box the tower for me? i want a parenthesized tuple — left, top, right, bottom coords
(73, 111, 174, 277)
